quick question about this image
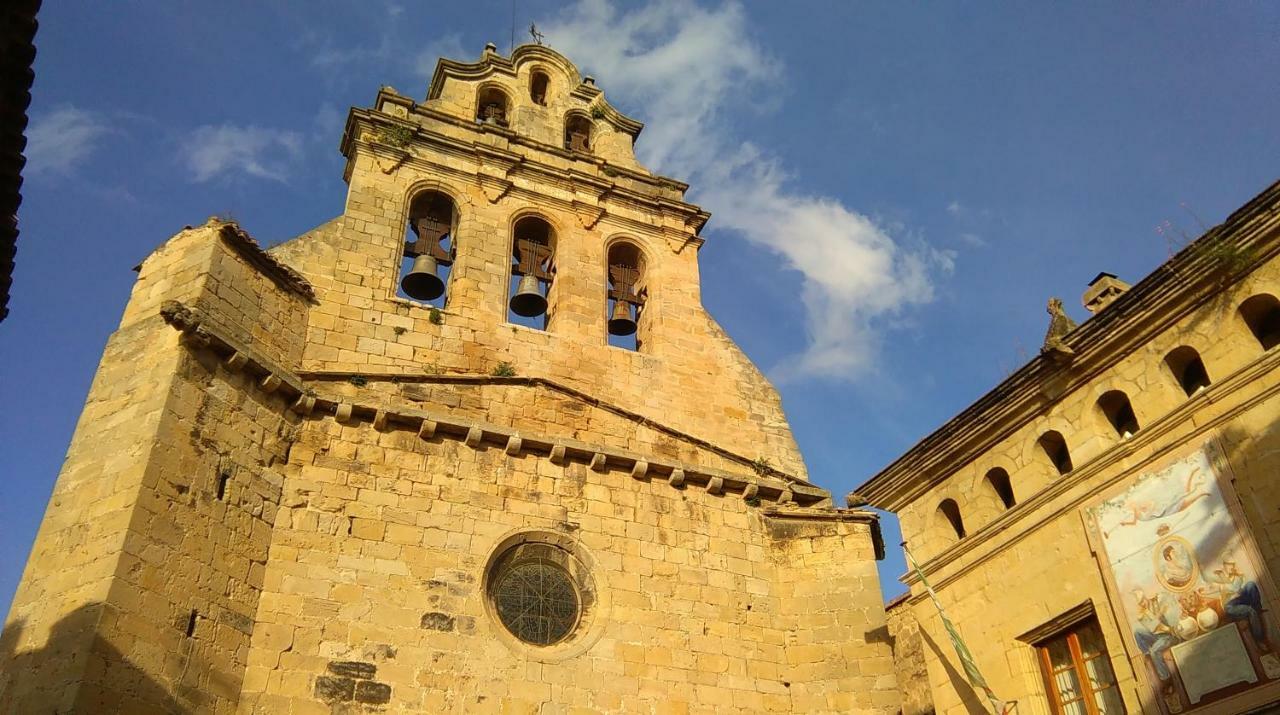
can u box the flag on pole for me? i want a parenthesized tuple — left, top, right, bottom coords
(904, 545, 1014, 715)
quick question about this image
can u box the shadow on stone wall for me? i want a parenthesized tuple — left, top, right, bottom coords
(0, 603, 185, 714)
(920, 628, 987, 715)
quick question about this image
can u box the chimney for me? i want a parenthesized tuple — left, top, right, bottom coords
(1082, 272, 1131, 314)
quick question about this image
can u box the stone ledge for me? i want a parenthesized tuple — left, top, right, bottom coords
(300, 369, 813, 488)
(161, 300, 828, 508)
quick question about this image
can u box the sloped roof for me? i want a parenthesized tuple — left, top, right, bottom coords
(0, 0, 40, 323)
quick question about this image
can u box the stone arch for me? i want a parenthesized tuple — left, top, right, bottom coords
(507, 211, 559, 329)
(1238, 293, 1280, 350)
(603, 236, 650, 351)
(396, 184, 465, 306)
(1164, 345, 1211, 397)
(564, 111, 593, 152)
(476, 82, 511, 126)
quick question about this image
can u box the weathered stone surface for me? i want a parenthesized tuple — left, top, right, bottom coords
(354, 680, 392, 705)
(326, 661, 377, 679)
(0, 43, 906, 715)
(314, 676, 354, 703)
(420, 612, 455, 631)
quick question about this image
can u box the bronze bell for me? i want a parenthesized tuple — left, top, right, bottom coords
(401, 254, 445, 301)
(509, 273, 547, 317)
(607, 300, 637, 336)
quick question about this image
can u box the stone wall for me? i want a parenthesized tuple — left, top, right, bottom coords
(1, 223, 310, 713)
(869, 194, 1280, 714)
(885, 598, 932, 715)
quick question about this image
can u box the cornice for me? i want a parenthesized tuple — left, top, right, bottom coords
(895, 345, 1280, 604)
(856, 180, 1280, 510)
(341, 108, 711, 239)
(298, 369, 816, 488)
(214, 222, 316, 302)
(160, 301, 827, 508)
(423, 44, 644, 139)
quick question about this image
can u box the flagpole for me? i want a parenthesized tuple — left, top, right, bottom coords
(903, 542, 1015, 714)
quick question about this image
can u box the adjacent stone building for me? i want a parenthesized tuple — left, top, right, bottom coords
(858, 181, 1280, 714)
(0, 45, 900, 714)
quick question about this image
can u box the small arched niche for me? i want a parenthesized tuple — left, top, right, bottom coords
(937, 499, 966, 541)
(530, 69, 550, 106)
(984, 468, 1016, 510)
(508, 215, 556, 329)
(564, 113, 592, 152)
(476, 85, 510, 127)
(1239, 293, 1280, 351)
(1097, 390, 1140, 438)
(605, 242, 647, 351)
(1164, 346, 1211, 397)
(1038, 430, 1073, 476)
(398, 190, 457, 306)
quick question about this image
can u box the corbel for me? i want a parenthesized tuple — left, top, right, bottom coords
(465, 426, 483, 448)
(706, 476, 724, 495)
(589, 453, 607, 471)
(668, 468, 686, 488)
(290, 394, 316, 416)
(259, 374, 283, 394)
(550, 444, 567, 465)
(505, 435, 523, 456)
(630, 460, 649, 481)
(742, 483, 759, 501)
(418, 419, 438, 440)
(224, 351, 249, 372)
(334, 403, 354, 423)
(373, 409, 389, 431)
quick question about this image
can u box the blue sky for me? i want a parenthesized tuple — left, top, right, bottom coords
(2, 1, 1278, 616)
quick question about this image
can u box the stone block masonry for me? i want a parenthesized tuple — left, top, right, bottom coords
(1, 43, 899, 714)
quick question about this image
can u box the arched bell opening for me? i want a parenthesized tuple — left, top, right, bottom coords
(937, 498, 966, 542)
(984, 467, 1016, 510)
(530, 69, 550, 106)
(476, 85, 510, 127)
(1239, 293, 1280, 351)
(605, 242, 647, 351)
(1038, 430, 1073, 477)
(564, 113, 592, 152)
(398, 190, 457, 307)
(1096, 390, 1140, 439)
(508, 215, 556, 330)
(1164, 345, 1211, 397)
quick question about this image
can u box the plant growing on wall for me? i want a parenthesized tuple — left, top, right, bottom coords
(374, 125, 414, 149)
(429, 307, 443, 325)
(492, 361, 517, 377)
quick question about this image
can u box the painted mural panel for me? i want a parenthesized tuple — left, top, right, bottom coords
(1084, 444, 1280, 713)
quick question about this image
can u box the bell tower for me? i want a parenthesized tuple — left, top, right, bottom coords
(3, 44, 900, 714)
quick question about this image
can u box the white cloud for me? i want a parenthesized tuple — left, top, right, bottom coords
(543, 0, 944, 380)
(182, 124, 303, 183)
(947, 200, 963, 215)
(413, 33, 466, 80)
(26, 106, 114, 176)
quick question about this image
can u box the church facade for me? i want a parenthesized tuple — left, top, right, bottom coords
(859, 182, 1280, 715)
(0, 46, 900, 713)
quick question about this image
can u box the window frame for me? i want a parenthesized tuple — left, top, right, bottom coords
(1035, 619, 1124, 715)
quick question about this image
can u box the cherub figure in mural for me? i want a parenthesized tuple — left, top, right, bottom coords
(1103, 466, 1212, 537)
(1132, 588, 1179, 688)
(1204, 559, 1268, 648)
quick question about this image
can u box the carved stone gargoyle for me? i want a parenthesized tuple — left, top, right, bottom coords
(1040, 297, 1077, 364)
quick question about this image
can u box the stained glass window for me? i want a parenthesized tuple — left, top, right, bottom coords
(492, 558, 580, 646)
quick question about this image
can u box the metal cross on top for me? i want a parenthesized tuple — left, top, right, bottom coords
(404, 214, 453, 265)
(514, 239, 554, 280)
(609, 263, 644, 306)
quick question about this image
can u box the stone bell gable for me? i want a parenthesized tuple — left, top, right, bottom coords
(1, 44, 900, 714)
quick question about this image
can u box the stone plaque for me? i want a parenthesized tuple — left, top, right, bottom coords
(1170, 624, 1256, 704)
